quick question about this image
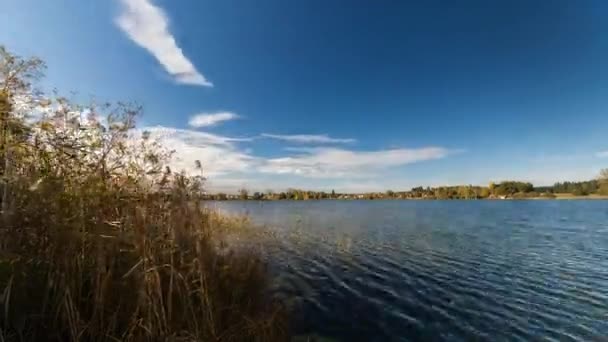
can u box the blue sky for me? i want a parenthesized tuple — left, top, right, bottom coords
(2, 0, 608, 192)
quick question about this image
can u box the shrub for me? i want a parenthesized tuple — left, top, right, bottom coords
(599, 183, 608, 196)
(541, 192, 556, 199)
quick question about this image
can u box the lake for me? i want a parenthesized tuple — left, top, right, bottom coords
(211, 200, 608, 341)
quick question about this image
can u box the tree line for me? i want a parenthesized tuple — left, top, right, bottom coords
(206, 175, 608, 201)
(538, 179, 606, 196)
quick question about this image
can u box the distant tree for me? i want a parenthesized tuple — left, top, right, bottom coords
(479, 187, 490, 198)
(518, 182, 534, 193)
(552, 179, 599, 195)
(238, 188, 248, 200)
(286, 189, 296, 200)
(493, 181, 534, 196)
(409, 187, 417, 198)
(488, 182, 496, 194)
(252, 192, 263, 200)
(457, 185, 476, 199)
(572, 187, 588, 196)
(599, 169, 608, 195)
(434, 187, 450, 199)
(600, 168, 608, 182)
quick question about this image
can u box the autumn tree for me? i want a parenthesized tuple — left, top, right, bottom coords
(488, 182, 496, 195)
(599, 168, 608, 195)
(479, 187, 490, 198)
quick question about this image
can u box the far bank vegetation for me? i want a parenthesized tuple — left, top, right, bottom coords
(208, 177, 608, 201)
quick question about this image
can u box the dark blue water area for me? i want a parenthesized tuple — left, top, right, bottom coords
(209, 200, 608, 341)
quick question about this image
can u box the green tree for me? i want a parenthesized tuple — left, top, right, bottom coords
(599, 168, 608, 195)
(493, 181, 534, 196)
(600, 168, 608, 182)
(457, 185, 476, 199)
(572, 186, 588, 196)
(479, 187, 490, 198)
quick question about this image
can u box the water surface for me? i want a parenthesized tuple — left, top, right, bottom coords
(212, 200, 608, 341)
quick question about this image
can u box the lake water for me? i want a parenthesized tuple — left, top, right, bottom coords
(211, 200, 608, 341)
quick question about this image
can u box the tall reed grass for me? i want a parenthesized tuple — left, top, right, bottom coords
(0, 46, 287, 341)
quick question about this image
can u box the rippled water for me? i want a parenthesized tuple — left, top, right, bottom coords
(212, 200, 608, 341)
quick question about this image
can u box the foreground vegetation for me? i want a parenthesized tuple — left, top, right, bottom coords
(0, 47, 286, 341)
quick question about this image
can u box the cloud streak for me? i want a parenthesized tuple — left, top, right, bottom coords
(142, 126, 454, 191)
(116, 0, 212, 86)
(595, 150, 608, 158)
(260, 133, 356, 144)
(144, 127, 254, 177)
(189, 112, 240, 128)
(258, 147, 450, 178)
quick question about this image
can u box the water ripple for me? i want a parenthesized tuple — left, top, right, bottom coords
(215, 200, 608, 341)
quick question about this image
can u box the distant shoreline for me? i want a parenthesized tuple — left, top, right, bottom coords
(209, 194, 608, 201)
(206, 178, 608, 201)
(530, 194, 608, 200)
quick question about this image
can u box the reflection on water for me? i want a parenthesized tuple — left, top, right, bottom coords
(211, 200, 608, 341)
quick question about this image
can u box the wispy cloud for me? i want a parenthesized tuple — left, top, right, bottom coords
(144, 127, 254, 177)
(188, 112, 240, 128)
(595, 150, 608, 158)
(258, 146, 450, 178)
(115, 0, 212, 86)
(260, 133, 356, 144)
(141, 126, 454, 191)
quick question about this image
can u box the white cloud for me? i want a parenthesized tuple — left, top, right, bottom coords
(145, 126, 252, 146)
(257, 146, 450, 178)
(140, 126, 454, 191)
(260, 133, 356, 144)
(188, 112, 240, 128)
(595, 150, 608, 158)
(144, 126, 254, 177)
(127, 126, 608, 192)
(116, 0, 212, 87)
